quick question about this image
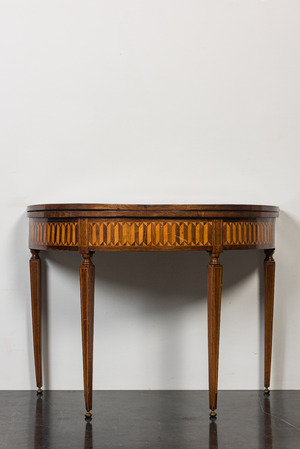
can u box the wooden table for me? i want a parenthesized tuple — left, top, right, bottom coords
(27, 204, 279, 419)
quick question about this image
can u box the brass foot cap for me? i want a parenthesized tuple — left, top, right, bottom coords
(264, 388, 270, 395)
(85, 411, 92, 420)
(36, 388, 43, 395)
(210, 410, 217, 419)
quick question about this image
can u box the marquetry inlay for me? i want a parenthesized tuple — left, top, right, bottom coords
(88, 220, 213, 248)
(223, 221, 275, 247)
(29, 220, 78, 247)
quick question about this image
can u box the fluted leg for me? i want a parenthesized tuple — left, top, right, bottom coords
(80, 252, 95, 418)
(207, 252, 223, 418)
(29, 250, 43, 394)
(264, 249, 275, 395)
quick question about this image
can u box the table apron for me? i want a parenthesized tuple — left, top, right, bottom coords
(28, 217, 276, 252)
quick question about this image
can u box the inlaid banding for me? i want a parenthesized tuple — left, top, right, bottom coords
(29, 218, 275, 250)
(88, 220, 213, 248)
(29, 220, 78, 248)
(223, 221, 275, 247)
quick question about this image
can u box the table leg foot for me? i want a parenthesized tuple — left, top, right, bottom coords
(36, 388, 43, 395)
(210, 410, 217, 419)
(264, 387, 270, 395)
(85, 411, 92, 421)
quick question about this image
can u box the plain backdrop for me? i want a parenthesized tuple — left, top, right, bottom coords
(0, 0, 299, 391)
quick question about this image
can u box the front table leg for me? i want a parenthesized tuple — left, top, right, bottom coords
(207, 251, 223, 418)
(264, 249, 275, 395)
(29, 249, 43, 394)
(80, 252, 95, 419)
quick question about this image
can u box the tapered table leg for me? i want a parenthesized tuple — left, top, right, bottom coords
(80, 252, 95, 419)
(207, 252, 223, 418)
(264, 249, 275, 395)
(29, 249, 43, 394)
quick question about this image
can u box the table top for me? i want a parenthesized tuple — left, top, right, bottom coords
(27, 204, 279, 219)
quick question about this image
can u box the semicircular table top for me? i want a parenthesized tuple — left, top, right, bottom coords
(27, 203, 279, 419)
(27, 203, 279, 251)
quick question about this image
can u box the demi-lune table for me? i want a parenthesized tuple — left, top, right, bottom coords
(27, 204, 279, 419)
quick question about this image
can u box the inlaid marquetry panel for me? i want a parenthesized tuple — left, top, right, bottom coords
(29, 220, 78, 248)
(89, 220, 213, 248)
(223, 221, 275, 247)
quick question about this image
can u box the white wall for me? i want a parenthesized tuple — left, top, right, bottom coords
(0, 0, 299, 391)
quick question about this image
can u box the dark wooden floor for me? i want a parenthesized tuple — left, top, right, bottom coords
(0, 391, 299, 448)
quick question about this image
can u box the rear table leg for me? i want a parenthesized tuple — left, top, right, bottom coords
(264, 249, 275, 395)
(29, 249, 43, 394)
